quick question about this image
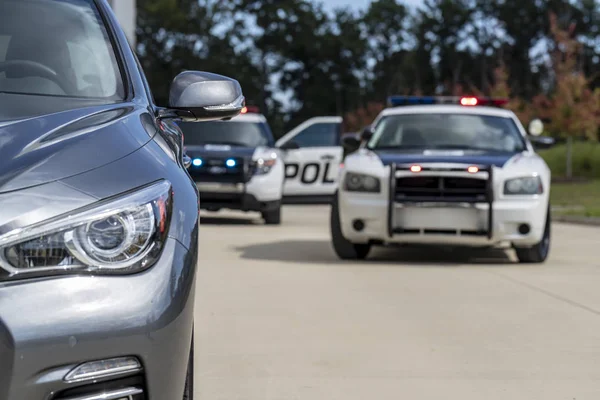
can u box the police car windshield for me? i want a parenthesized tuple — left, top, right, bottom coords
(368, 113, 526, 153)
(179, 121, 274, 148)
(0, 0, 124, 105)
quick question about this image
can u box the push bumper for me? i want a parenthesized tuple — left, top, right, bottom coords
(0, 238, 196, 400)
(339, 164, 548, 247)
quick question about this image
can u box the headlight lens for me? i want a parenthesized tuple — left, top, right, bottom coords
(253, 154, 278, 175)
(0, 180, 172, 279)
(344, 172, 381, 193)
(504, 176, 543, 195)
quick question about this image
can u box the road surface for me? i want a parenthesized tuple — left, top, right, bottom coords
(194, 205, 600, 400)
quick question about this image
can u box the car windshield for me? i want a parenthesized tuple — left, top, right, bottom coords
(0, 0, 124, 101)
(368, 113, 526, 153)
(179, 120, 274, 148)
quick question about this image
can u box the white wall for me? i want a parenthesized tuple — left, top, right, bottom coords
(107, 0, 137, 46)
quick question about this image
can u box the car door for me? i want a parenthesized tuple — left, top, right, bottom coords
(275, 117, 343, 201)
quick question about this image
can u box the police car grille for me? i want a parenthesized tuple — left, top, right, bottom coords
(188, 157, 250, 183)
(395, 176, 488, 202)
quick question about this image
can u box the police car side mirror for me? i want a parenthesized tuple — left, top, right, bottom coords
(279, 141, 300, 150)
(529, 136, 555, 150)
(361, 127, 374, 142)
(342, 135, 361, 150)
(168, 71, 244, 122)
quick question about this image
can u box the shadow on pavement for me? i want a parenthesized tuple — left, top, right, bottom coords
(235, 239, 514, 266)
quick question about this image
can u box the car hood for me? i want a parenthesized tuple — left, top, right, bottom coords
(0, 103, 155, 193)
(373, 149, 519, 168)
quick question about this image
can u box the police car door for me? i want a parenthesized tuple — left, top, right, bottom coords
(275, 117, 343, 200)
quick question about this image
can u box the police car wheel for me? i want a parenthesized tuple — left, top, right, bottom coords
(262, 207, 281, 225)
(330, 193, 371, 260)
(514, 206, 551, 264)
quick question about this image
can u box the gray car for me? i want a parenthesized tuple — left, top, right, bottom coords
(0, 1, 244, 399)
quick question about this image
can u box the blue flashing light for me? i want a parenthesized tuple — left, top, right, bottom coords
(192, 158, 203, 167)
(226, 158, 236, 167)
(387, 96, 436, 107)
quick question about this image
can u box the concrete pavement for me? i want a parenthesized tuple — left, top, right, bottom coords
(194, 205, 600, 400)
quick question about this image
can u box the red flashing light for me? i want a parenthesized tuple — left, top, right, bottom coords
(240, 106, 248, 114)
(410, 165, 422, 173)
(467, 166, 479, 174)
(460, 97, 478, 106)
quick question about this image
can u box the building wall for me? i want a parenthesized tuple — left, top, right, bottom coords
(107, 0, 137, 46)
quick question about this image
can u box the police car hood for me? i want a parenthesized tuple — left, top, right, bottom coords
(373, 148, 518, 168)
(0, 103, 151, 194)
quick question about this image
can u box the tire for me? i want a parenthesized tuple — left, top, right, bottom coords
(330, 192, 371, 260)
(514, 206, 551, 264)
(262, 207, 281, 225)
(183, 333, 194, 400)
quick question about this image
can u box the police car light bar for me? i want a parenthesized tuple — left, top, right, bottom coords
(387, 96, 509, 108)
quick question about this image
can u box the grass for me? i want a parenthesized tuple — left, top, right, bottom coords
(550, 180, 600, 217)
(538, 141, 600, 179)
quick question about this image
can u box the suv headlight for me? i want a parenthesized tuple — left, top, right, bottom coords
(504, 176, 543, 195)
(344, 172, 381, 193)
(0, 180, 172, 279)
(253, 154, 277, 175)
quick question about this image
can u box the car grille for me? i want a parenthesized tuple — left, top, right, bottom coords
(188, 156, 250, 183)
(395, 176, 488, 202)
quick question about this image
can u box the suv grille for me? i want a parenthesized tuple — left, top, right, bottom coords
(395, 176, 488, 202)
(188, 156, 249, 183)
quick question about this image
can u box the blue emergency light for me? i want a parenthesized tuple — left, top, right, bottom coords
(226, 158, 236, 167)
(387, 95, 508, 108)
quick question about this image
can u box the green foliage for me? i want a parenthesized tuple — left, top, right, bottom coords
(539, 142, 600, 179)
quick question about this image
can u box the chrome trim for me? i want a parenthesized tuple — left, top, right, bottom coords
(58, 387, 143, 400)
(64, 357, 143, 383)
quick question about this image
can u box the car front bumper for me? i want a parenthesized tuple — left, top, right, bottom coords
(338, 192, 548, 247)
(0, 237, 196, 400)
(197, 173, 282, 212)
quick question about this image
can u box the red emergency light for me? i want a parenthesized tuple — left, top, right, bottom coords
(410, 165, 422, 173)
(467, 166, 479, 173)
(240, 105, 261, 114)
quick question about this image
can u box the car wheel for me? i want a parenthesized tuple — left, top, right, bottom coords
(262, 207, 281, 225)
(183, 333, 194, 400)
(514, 206, 551, 264)
(330, 192, 371, 260)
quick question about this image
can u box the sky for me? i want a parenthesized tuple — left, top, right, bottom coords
(322, 0, 424, 11)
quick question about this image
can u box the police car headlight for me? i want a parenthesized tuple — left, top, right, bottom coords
(253, 156, 277, 175)
(504, 176, 543, 195)
(0, 181, 172, 279)
(344, 172, 381, 193)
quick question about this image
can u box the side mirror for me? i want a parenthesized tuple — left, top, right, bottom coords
(529, 135, 555, 150)
(361, 126, 374, 142)
(279, 141, 300, 150)
(183, 153, 192, 169)
(342, 135, 361, 150)
(528, 118, 544, 137)
(169, 71, 244, 122)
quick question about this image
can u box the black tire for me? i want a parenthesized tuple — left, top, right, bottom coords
(514, 207, 551, 264)
(262, 207, 281, 225)
(330, 193, 371, 260)
(183, 333, 194, 400)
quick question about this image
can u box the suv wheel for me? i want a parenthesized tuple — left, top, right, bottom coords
(330, 193, 371, 260)
(514, 207, 551, 264)
(262, 207, 281, 225)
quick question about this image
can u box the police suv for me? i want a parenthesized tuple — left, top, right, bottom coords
(332, 96, 554, 263)
(178, 106, 285, 224)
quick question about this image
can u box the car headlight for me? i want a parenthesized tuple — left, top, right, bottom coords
(253, 154, 277, 175)
(0, 180, 172, 279)
(344, 172, 381, 193)
(504, 176, 543, 195)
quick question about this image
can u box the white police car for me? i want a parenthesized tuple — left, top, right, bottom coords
(178, 106, 285, 224)
(331, 96, 554, 263)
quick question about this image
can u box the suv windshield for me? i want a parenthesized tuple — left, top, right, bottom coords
(0, 0, 124, 101)
(179, 120, 275, 148)
(368, 113, 526, 153)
